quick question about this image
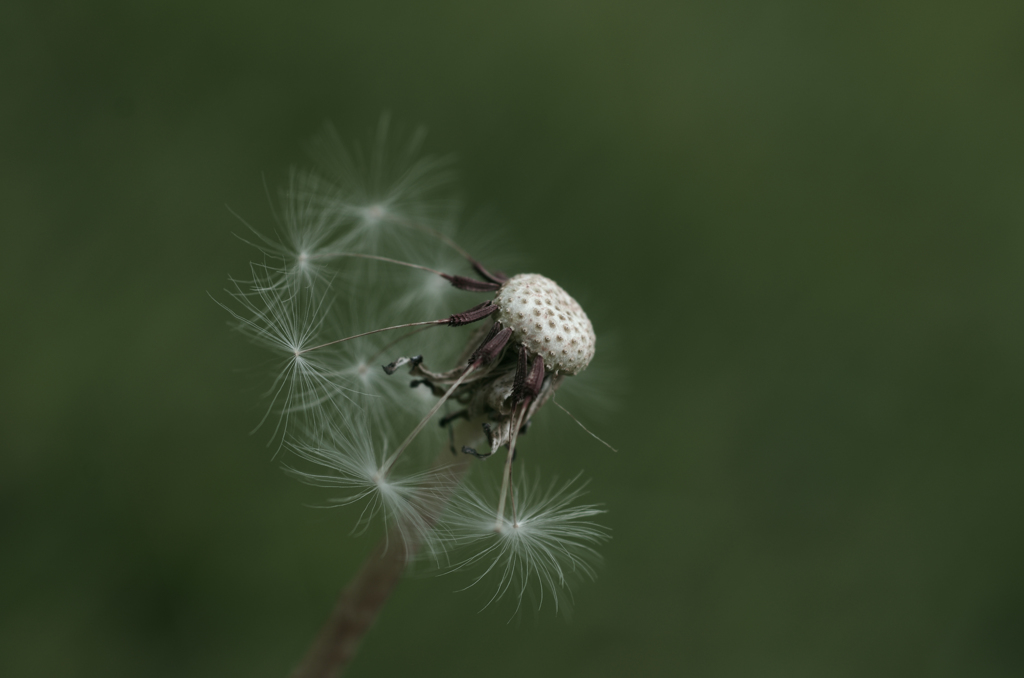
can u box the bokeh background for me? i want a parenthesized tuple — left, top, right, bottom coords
(2, 1, 1023, 676)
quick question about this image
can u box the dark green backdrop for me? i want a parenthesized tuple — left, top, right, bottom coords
(2, 1, 1022, 676)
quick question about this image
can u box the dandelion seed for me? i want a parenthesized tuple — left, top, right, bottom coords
(285, 412, 458, 558)
(215, 264, 345, 442)
(231, 170, 348, 293)
(306, 115, 460, 261)
(443, 474, 608, 614)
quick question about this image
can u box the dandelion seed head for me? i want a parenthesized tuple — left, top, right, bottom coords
(495, 273, 596, 375)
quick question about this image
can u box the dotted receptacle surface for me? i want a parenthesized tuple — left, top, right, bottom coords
(494, 273, 595, 375)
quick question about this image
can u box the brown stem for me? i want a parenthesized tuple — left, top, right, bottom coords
(287, 420, 481, 678)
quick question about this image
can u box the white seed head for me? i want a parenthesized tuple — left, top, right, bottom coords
(494, 273, 595, 375)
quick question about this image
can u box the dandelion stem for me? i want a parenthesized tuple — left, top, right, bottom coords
(288, 529, 408, 678)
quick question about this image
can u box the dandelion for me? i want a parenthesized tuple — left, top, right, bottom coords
(222, 118, 613, 676)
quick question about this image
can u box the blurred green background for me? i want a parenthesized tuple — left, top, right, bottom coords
(2, 1, 1023, 676)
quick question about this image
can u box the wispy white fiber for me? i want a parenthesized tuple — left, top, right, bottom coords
(306, 115, 461, 262)
(442, 473, 609, 615)
(285, 413, 459, 559)
(216, 264, 345, 442)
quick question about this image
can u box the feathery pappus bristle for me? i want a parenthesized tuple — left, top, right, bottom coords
(306, 115, 461, 262)
(284, 414, 460, 559)
(215, 264, 345, 442)
(442, 473, 608, 615)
